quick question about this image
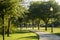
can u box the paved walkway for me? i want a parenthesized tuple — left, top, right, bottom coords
(29, 30, 60, 40)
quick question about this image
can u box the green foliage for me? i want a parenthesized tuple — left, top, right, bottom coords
(28, 1, 60, 26)
(0, 0, 21, 34)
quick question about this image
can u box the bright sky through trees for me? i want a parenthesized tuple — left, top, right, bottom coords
(30, 0, 60, 5)
(22, 0, 60, 8)
(55, 0, 60, 5)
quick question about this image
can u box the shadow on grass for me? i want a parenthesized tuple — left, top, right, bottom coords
(18, 36, 38, 40)
(54, 33, 60, 36)
(14, 30, 32, 34)
(23, 36, 37, 39)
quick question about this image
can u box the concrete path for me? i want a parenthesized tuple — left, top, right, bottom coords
(29, 30, 60, 40)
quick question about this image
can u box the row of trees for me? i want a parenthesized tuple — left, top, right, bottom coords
(12, 0, 60, 31)
(24, 1, 60, 30)
(0, 0, 28, 40)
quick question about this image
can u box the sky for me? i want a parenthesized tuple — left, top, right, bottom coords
(30, 0, 60, 5)
(55, 0, 60, 5)
(22, 0, 60, 8)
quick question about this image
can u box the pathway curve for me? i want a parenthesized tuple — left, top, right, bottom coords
(29, 30, 60, 40)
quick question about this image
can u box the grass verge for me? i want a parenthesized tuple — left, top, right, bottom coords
(0, 30, 38, 40)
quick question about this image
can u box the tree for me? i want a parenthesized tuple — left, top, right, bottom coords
(6, 0, 29, 37)
(0, 0, 22, 39)
(6, 0, 20, 37)
(28, 1, 43, 30)
(10, 1, 28, 30)
(28, 1, 60, 30)
(40, 1, 60, 31)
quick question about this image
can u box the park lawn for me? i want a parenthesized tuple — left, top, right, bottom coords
(0, 27, 60, 40)
(34, 27, 60, 36)
(39, 27, 60, 36)
(37, 27, 60, 33)
(23, 27, 60, 33)
(40, 27, 60, 33)
(0, 30, 38, 40)
(22, 27, 60, 36)
(36, 27, 60, 33)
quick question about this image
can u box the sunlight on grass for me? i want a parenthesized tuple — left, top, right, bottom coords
(0, 27, 60, 40)
(0, 30, 37, 40)
(22, 27, 60, 36)
(21, 27, 60, 33)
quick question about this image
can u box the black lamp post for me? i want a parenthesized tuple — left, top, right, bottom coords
(50, 7, 54, 33)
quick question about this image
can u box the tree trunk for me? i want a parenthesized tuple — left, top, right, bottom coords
(37, 24, 39, 30)
(2, 14, 5, 40)
(20, 24, 22, 31)
(25, 23, 27, 29)
(7, 18, 10, 37)
(45, 19, 49, 31)
(36, 19, 40, 30)
(45, 22, 47, 31)
(32, 20, 34, 30)
(51, 24, 53, 32)
(37, 19, 40, 30)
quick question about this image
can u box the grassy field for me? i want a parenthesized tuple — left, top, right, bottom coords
(0, 27, 60, 40)
(21, 27, 60, 33)
(21, 27, 60, 36)
(0, 30, 38, 40)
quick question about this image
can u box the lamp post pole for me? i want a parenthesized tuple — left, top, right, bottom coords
(50, 7, 53, 33)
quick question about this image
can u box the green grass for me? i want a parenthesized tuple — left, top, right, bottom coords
(0, 27, 60, 40)
(22, 27, 60, 33)
(0, 30, 38, 40)
(20, 27, 60, 36)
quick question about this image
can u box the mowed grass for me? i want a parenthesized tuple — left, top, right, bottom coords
(0, 27, 60, 40)
(40, 27, 60, 33)
(21, 27, 60, 36)
(0, 30, 38, 40)
(22, 27, 60, 33)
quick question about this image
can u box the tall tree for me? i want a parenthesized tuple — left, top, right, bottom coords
(10, 0, 28, 30)
(0, 0, 22, 39)
(28, 1, 60, 30)
(7, 0, 20, 37)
